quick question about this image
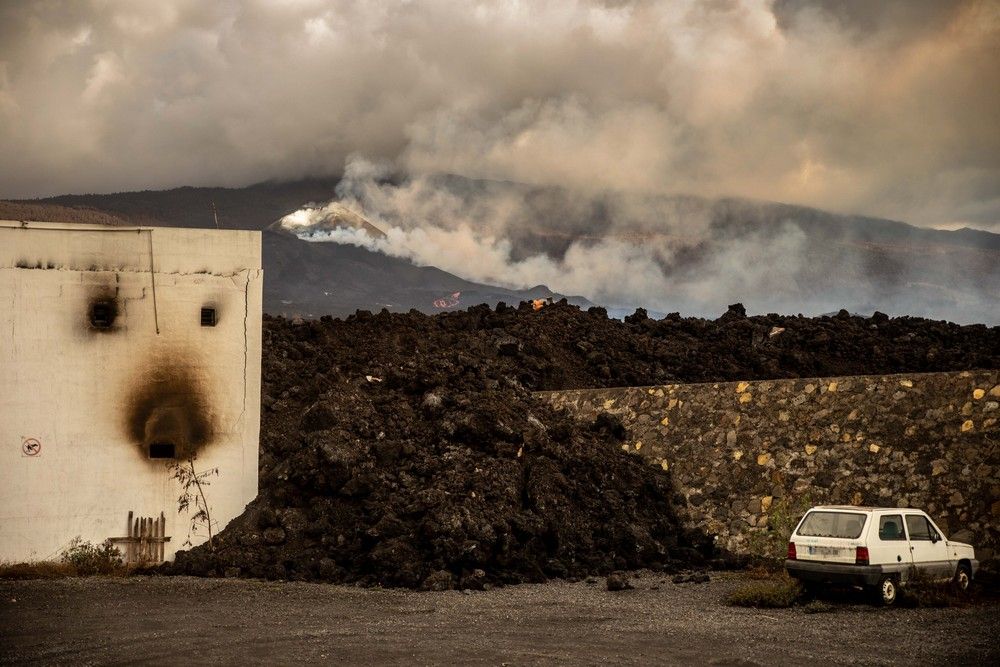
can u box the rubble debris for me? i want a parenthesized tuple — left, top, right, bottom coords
(606, 572, 632, 591)
(168, 301, 998, 588)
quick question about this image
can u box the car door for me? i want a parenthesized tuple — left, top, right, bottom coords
(904, 513, 951, 579)
(872, 513, 909, 576)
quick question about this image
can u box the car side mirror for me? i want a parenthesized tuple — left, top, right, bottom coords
(930, 533, 939, 543)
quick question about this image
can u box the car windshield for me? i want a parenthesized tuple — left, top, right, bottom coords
(796, 511, 866, 539)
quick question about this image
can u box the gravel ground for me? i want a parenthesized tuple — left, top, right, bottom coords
(1, 573, 997, 666)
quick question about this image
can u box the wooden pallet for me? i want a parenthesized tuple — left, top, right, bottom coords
(109, 511, 171, 564)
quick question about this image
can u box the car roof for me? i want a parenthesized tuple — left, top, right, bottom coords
(808, 506, 925, 513)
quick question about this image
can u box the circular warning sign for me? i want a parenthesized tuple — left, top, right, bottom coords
(21, 438, 41, 457)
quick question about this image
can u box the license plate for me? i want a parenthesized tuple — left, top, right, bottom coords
(808, 546, 841, 556)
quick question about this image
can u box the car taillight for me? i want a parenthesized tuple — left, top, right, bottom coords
(855, 546, 869, 565)
(787, 542, 797, 560)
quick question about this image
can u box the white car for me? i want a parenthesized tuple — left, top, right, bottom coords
(784, 505, 978, 605)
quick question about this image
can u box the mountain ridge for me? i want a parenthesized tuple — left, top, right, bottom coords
(1, 175, 997, 322)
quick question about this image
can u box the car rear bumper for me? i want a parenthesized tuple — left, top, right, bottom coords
(785, 560, 898, 587)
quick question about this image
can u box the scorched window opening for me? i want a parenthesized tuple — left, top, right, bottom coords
(148, 442, 176, 459)
(90, 302, 114, 328)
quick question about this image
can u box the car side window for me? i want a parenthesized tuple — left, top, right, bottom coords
(905, 515, 932, 541)
(879, 515, 905, 541)
(928, 522, 941, 541)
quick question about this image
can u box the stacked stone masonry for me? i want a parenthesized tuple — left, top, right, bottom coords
(539, 371, 999, 561)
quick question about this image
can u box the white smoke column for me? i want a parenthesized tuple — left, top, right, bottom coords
(295, 221, 680, 309)
(279, 156, 999, 322)
(278, 158, 820, 315)
(279, 207, 322, 230)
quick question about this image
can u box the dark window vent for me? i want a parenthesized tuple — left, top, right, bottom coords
(90, 302, 114, 329)
(200, 307, 217, 327)
(148, 442, 176, 459)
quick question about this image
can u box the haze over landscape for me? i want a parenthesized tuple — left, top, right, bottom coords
(1, 0, 998, 321)
(5, 4, 1000, 659)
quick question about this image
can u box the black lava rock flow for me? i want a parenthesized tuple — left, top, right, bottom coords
(168, 302, 999, 588)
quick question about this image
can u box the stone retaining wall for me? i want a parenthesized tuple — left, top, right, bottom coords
(539, 371, 1000, 561)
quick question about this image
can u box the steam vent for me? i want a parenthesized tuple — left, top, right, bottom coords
(0, 221, 262, 563)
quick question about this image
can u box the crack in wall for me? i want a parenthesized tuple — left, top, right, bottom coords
(231, 268, 260, 436)
(8, 278, 14, 343)
(242, 270, 251, 425)
(1, 266, 250, 278)
(235, 268, 259, 478)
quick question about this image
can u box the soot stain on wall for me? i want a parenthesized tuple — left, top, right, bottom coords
(124, 359, 216, 461)
(89, 298, 118, 329)
(83, 276, 121, 334)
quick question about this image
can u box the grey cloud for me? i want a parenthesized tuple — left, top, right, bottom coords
(773, 0, 968, 39)
(0, 0, 997, 230)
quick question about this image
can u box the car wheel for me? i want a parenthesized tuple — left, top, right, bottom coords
(799, 582, 817, 600)
(953, 564, 972, 593)
(871, 575, 897, 606)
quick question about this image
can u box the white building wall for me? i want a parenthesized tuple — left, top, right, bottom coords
(0, 221, 261, 562)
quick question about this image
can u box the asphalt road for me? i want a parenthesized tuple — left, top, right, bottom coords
(1, 573, 997, 665)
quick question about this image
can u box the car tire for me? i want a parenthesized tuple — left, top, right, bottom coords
(799, 581, 822, 601)
(953, 564, 972, 593)
(871, 575, 897, 606)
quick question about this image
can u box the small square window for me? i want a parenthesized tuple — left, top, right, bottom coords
(148, 442, 176, 459)
(201, 307, 217, 327)
(90, 302, 114, 328)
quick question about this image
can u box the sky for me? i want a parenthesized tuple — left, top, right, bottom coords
(1, 0, 998, 231)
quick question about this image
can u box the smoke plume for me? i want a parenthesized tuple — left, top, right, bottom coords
(280, 158, 1000, 322)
